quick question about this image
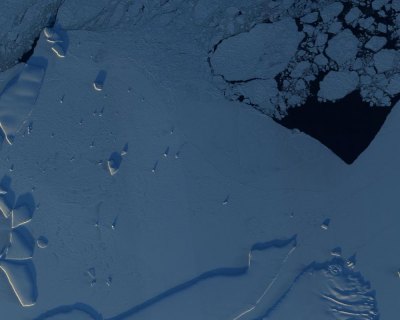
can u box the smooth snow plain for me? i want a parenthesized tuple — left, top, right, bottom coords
(0, 0, 399, 319)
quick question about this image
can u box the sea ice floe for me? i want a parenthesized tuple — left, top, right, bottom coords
(325, 29, 359, 65)
(374, 49, 398, 73)
(318, 71, 359, 101)
(365, 36, 387, 52)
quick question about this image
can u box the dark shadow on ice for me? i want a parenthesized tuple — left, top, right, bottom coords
(13, 226, 35, 250)
(15, 193, 36, 215)
(33, 303, 103, 320)
(19, 37, 40, 64)
(53, 24, 70, 55)
(33, 236, 298, 320)
(94, 70, 107, 91)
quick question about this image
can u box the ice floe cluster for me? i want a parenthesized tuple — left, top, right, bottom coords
(210, 0, 400, 116)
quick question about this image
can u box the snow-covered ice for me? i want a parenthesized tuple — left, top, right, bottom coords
(0, 0, 399, 319)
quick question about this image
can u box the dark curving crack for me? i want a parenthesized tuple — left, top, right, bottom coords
(19, 36, 41, 64)
(2, 0, 65, 70)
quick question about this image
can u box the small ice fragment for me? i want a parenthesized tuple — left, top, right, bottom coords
(330, 247, 342, 257)
(43, 28, 53, 38)
(345, 254, 356, 269)
(46, 33, 62, 44)
(321, 218, 330, 230)
(107, 152, 122, 176)
(121, 143, 128, 156)
(107, 159, 118, 176)
(106, 276, 112, 286)
(152, 161, 158, 173)
(87, 267, 96, 279)
(36, 236, 48, 249)
(93, 82, 103, 91)
(163, 146, 169, 157)
(43, 27, 61, 42)
(93, 70, 107, 92)
(222, 195, 229, 205)
(111, 216, 117, 230)
(51, 44, 65, 58)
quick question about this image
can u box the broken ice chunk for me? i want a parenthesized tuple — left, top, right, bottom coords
(365, 36, 387, 52)
(300, 12, 319, 24)
(6, 228, 34, 260)
(386, 74, 400, 95)
(107, 152, 122, 176)
(325, 29, 359, 65)
(44, 30, 62, 43)
(377, 23, 387, 33)
(345, 7, 362, 24)
(93, 70, 107, 91)
(121, 143, 128, 156)
(0, 260, 37, 307)
(11, 204, 32, 228)
(321, 218, 331, 230)
(320, 2, 343, 22)
(330, 247, 342, 257)
(374, 49, 397, 73)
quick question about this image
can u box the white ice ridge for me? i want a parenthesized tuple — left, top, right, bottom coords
(0, 64, 45, 144)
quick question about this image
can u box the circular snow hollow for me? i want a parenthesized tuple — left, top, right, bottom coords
(37, 236, 49, 249)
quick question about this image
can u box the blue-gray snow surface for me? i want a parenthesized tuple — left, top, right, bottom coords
(0, 0, 399, 319)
